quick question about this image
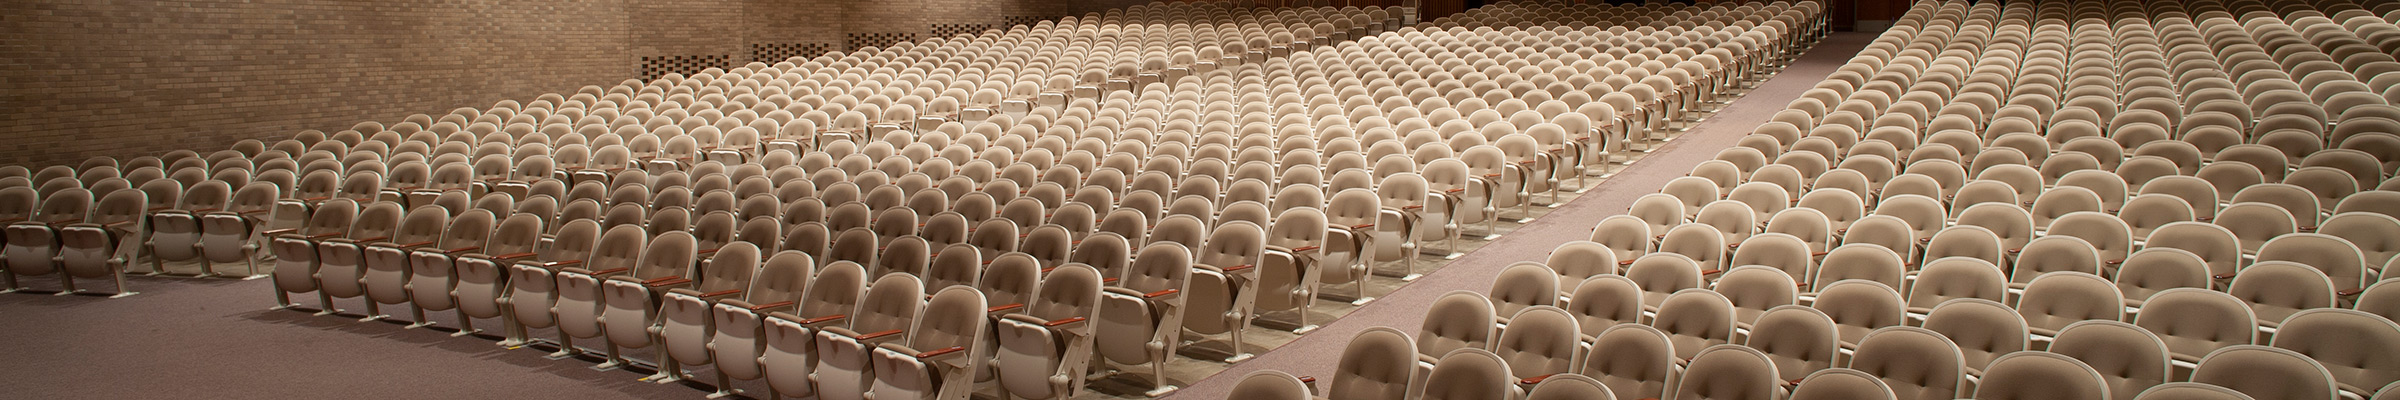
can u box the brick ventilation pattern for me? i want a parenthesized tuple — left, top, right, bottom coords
(751, 42, 833, 64)
(1001, 15, 1057, 29)
(846, 32, 916, 51)
(640, 54, 731, 80)
(929, 23, 993, 39)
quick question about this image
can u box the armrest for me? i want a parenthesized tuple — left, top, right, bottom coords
(2339, 288, 2364, 297)
(1042, 316, 1087, 327)
(748, 301, 795, 311)
(2214, 272, 2237, 280)
(262, 228, 301, 236)
(302, 232, 345, 239)
(1702, 269, 1723, 276)
(695, 248, 719, 256)
(1401, 205, 1424, 210)
(584, 267, 630, 276)
(987, 303, 1026, 314)
(798, 314, 849, 325)
(1222, 264, 1255, 272)
(488, 252, 537, 261)
(1143, 289, 1179, 299)
(336, 236, 390, 244)
(912, 346, 968, 359)
(439, 246, 481, 254)
(854, 329, 906, 341)
(534, 260, 585, 268)
(643, 277, 694, 287)
(1348, 223, 1374, 230)
(1520, 373, 1561, 385)
(382, 240, 437, 249)
(1292, 245, 1320, 252)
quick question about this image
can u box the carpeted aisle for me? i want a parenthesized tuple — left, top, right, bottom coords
(1161, 31, 1876, 399)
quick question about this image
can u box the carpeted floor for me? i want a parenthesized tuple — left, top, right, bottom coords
(1159, 31, 1877, 399)
(0, 32, 1873, 400)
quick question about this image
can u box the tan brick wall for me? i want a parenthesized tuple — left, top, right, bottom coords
(1, 0, 1145, 167)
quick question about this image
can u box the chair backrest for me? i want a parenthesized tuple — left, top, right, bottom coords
(1493, 261, 1561, 318)
(1653, 288, 1737, 360)
(1582, 323, 1679, 400)
(1495, 306, 1582, 380)
(1673, 344, 1785, 400)
(1229, 370, 1314, 400)
(2133, 382, 2258, 400)
(745, 251, 814, 305)
(1974, 352, 2110, 400)
(2192, 345, 2340, 400)
(1329, 326, 1417, 400)
(850, 272, 927, 335)
(1850, 326, 1965, 400)
(2015, 271, 2123, 334)
(1419, 348, 1516, 400)
(1419, 290, 1496, 363)
(2269, 308, 2400, 395)
(905, 285, 987, 363)
(1929, 300, 2028, 367)
(2135, 288, 2259, 363)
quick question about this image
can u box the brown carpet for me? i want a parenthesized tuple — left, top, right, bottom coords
(1161, 32, 1877, 399)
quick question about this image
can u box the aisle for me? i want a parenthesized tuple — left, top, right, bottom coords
(1161, 31, 1879, 399)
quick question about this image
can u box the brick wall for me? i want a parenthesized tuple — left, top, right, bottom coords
(0, 0, 1139, 167)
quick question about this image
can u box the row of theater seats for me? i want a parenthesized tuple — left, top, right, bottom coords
(1232, 289, 2400, 400)
(0, 1, 1825, 399)
(1240, 0, 2400, 398)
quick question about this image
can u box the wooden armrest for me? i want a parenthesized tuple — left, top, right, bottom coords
(1401, 205, 1424, 210)
(1702, 269, 1723, 276)
(302, 232, 344, 239)
(1143, 289, 1179, 298)
(2339, 288, 2364, 296)
(585, 266, 629, 275)
(2105, 259, 2123, 265)
(1349, 223, 1374, 230)
(535, 259, 584, 268)
(643, 277, 693, 287)
(1520, 373, 1561, 385)
(2214, 272, 2237, 280)
(1102, 277, 1120, 284)
(798, 314, 848, 324)
(695, 248, 718, 256)
(262, 228, 300, 236)
(1299, 376, 1317, 384)
(912, 346, 968, 359)
(988, 303, 1026, 313)
(382, 240, 436, 249)
(301, 196, 332, 201)
(105, 220, 138, 228)
(1223, 264, 1255, 272)
(749, 301, 795, 310)
(1042, 316, 1087, 327)
(1292, 245, 1320, 252)
(1445, 188, 1465, 193)
(2006, 248, 2022, 254)
(1619, 259, 1636, 266)
(854, 329, 905, 341)
(438, 246, 481, 254)
(699, 289, 742, 297)
(343, 236, 390, 243)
